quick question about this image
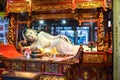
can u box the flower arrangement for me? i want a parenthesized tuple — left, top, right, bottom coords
(50, 47, 58, 58)
(87, 41, 97, 51)
(24, 48, 31, 58)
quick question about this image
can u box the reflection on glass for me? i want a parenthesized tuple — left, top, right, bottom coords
(77, 27, 89, 45)
(50, 26, 91, 45)
(0, 18, 9, 44)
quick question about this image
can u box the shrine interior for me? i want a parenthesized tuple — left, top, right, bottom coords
(0, 0, 113, 80)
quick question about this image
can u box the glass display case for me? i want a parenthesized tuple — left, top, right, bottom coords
(16, 19, 97, 47)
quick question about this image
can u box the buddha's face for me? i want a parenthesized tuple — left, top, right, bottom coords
(25, 29, 38, 41)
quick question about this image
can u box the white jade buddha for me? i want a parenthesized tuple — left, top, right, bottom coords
(22, 29, 97, 54)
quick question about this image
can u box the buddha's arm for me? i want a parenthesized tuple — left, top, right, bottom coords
(39, 31, 71, 43)
(39, 31, 61, 40)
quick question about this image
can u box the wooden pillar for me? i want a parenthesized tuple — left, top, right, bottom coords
(113, 0, 120, 80)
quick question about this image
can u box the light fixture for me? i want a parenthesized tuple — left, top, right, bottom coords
(39, 20, 44, 25)
(61, 19, 66, 24)
(108, 21, 111, 27)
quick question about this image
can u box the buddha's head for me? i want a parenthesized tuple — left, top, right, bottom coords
(23, 29, 38, 42)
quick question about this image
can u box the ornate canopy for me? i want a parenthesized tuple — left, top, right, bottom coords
(6, 0, 112, 15)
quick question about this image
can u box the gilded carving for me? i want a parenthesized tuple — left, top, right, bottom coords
(26, 62, 41, 71)
(97, 12, 104, 51)
(12, 61, 23, 70)
(32, 13, 78, 20)
(83, 71, 88, 79)
(83, 54, 104, 63)
(80, 12, 98, 19)
(7, 16, 15, 45)
(45, 63, 58, 73)
(40, 75, 65, 80)
(32, 0, 71, 4)
(9, 1, 29, 7)
(9, 7, 29, 13)
(76, 2, 102, 9)
(7, 1, 30, 13)
(32, 4, 71, 11)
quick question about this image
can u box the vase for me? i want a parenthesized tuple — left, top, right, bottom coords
(26, 53, 30, 59)
(90, 47, 93, 52)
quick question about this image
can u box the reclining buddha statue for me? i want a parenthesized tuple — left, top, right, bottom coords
(21, 29, 97, 55)
(22, 29, 80, 55)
